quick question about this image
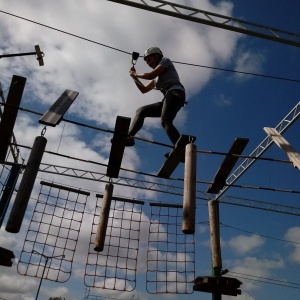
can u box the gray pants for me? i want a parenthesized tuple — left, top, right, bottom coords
(128, 90, 185, 145)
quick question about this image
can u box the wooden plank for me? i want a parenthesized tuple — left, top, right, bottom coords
(34, 45, 44, 66)
(106, 116, 131, 178)
(0, 75, 26, 161)
(264, 127, 300, 170)
(96, 194, 144, 205)
(0, 247, 15, 267)
(40, 181, 90, 196)
(207, 137, 249, 194)
(39, 89, 79, 126)
(157, 134, 196, 178)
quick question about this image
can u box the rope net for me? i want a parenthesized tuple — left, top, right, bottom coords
(84, 195, 144, 291)
(18, 181, 89, 282)
(146, 203, 195, 294)
(0, 164, 9, 199)
(0, 163, 11, 197)
(0, 163, 21, 227)
(0, 163, 10, 225)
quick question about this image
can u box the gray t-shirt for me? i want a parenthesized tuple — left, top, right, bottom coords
(155, 57, 185, 94)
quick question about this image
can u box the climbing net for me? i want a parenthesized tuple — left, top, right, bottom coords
(18, 181, 89, 282)
(85, 195, 144, 291)
(146, 203, 195, 294)
(0, 163, 11, 198)
(0, 164, 9, 212)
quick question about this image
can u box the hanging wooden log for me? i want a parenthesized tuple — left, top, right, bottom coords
(5, 136, 47, 233)
(182, 143, 197, 234)
(94, 183, 114, 252)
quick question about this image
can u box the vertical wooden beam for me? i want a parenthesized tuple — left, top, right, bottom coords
(182, 143, 197, 234)
(208, 200, 222, 270)
(0, 75, 26, 161)
(209, 199, 222, 300)
(5, 136, 47, 233)
(94, 183, 114, 252)
(106, 116, 131, 178)
(34, 45, 44, 66)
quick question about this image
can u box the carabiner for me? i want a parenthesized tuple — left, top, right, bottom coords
(131, 51, 139, 66)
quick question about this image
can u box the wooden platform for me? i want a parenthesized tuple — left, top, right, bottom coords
(39, 90, 79, 126)
(0, 247, 15, 267)
(264, 127, 300, 170)
(157, 134, 196, 178)
(106, 116, 131, 178)
(207, 137, 249, 194)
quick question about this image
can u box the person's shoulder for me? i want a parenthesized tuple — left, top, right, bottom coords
(159, 57, 172, 67)
(161, 57, 171, 63)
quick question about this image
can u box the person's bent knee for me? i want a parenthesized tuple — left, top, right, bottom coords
(136, 106, 147, 116)
(161, 118, 170, 129)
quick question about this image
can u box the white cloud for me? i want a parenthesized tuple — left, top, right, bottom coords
(0, 228, 19, 250)
(213, 93, 232, 107)
(0, 272, 37, 300)
(227, 234, 265, 255)
(225, 256, 284, 293)
(0, 0, 241, 128)
(284, 226, 300, 263)
(0, 0, 247, 298)
(234, 48, 266, 79)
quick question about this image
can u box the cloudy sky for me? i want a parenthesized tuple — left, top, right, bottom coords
(0, 0, 300, 299)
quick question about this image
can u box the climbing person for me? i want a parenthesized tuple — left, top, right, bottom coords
(125, 46, 186, 147)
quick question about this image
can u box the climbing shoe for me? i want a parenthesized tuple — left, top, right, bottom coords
(125, 137, 135, 147)
(111, 136, 135, 147)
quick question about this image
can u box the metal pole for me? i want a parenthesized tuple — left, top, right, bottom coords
(0, 51, 36, 58)
(0, 45, 44, 66)
(35, 256, 48, 300)
(32, 251, 64, 300)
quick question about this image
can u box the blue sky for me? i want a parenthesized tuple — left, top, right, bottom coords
(0, 0, 300, 300)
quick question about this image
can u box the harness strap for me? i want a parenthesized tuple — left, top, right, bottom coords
(170, 90, 188, 105)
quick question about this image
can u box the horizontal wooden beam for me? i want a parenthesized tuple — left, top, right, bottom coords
(39, 90, 79, 126)
(207, 137, 249, 194)
(157, 134, 196, 178)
